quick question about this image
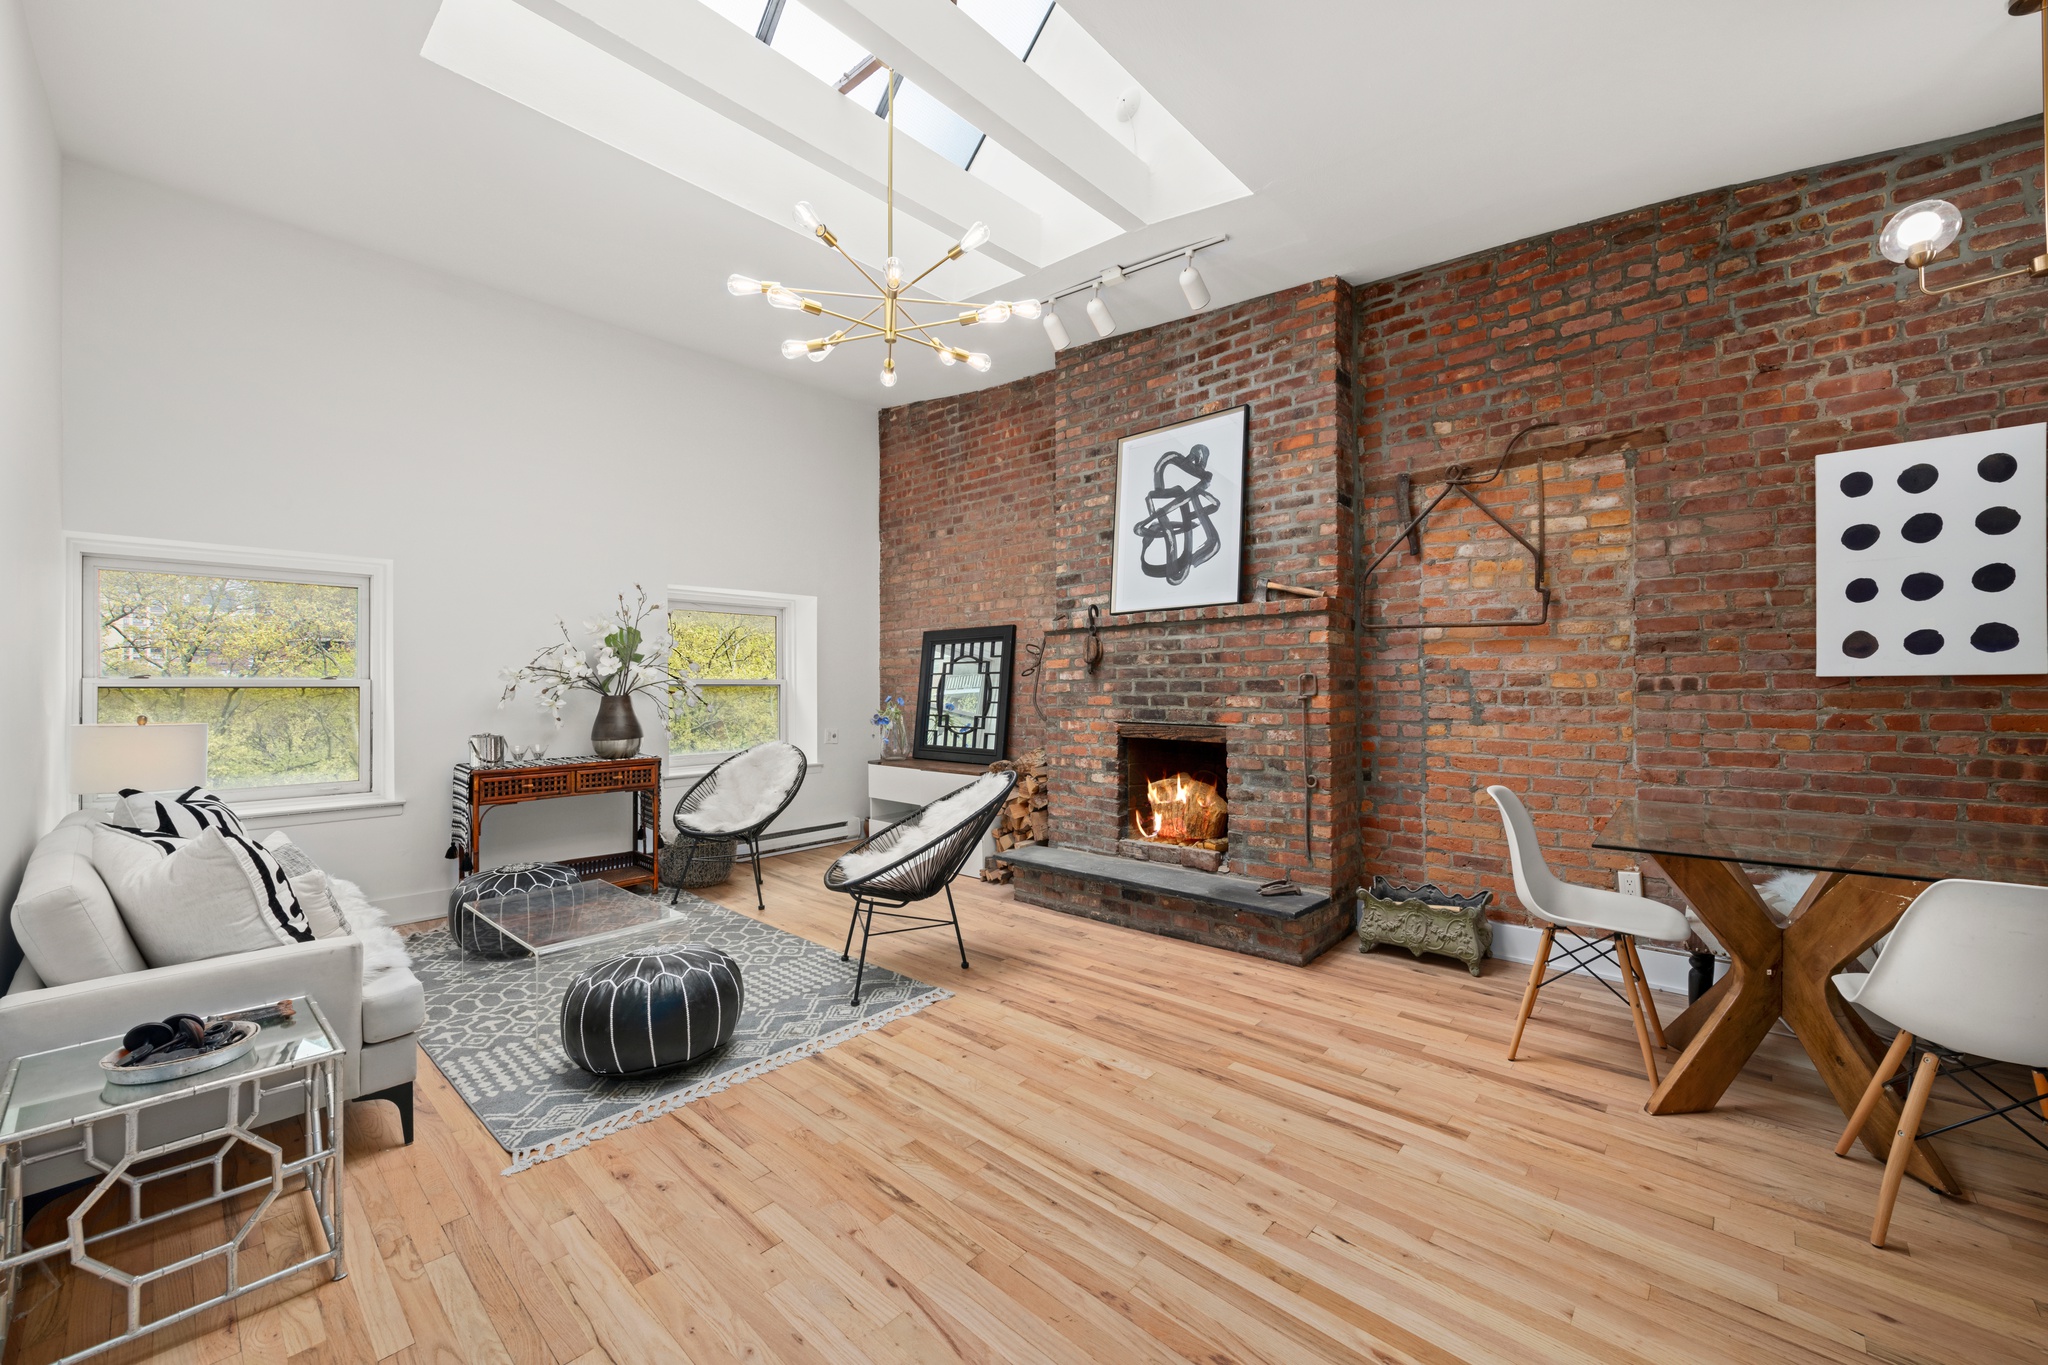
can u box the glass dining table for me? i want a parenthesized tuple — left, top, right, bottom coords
(1594, 791, 2048, 1198)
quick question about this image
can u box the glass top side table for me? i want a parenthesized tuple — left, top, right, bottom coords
(0, 996, 346, 1364)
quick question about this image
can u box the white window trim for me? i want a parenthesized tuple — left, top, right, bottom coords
(665, 584, 817, 779)
(65, 532, 401, 825)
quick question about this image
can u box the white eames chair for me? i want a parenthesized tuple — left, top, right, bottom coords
(1830, 878, 2048, 1248)
(1486, 786, 1691, 1089)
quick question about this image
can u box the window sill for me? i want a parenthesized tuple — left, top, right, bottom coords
(232, 793, 406, 827)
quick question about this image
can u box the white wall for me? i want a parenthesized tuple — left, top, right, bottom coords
(0, 0, 62, 982)
(61, 163, 880, 922)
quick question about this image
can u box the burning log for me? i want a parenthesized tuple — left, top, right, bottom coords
(1131, 772, 1227, 847)
(980, 751, 1048, 883)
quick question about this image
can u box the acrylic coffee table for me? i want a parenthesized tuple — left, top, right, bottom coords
(457, 878, 687, 966)
(0, 996, 345, 1363)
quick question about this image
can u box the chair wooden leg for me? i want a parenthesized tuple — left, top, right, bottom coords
(1872, 1050, 1941, 1248)
(1616, 935, 1661, 1088)
(1506, 925, 1555, 1061)
(1624, 937, 1668, 1049)
(1838, 1030, 1914, 1157)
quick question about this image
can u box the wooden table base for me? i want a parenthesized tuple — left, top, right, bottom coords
(1645, 854, 1959, 1197)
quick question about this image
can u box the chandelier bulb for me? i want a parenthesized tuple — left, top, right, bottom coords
(937, 347, 957, 366)
(809, 343, 834, 363)
(794, 201, 824, 235)
(976, 301, 1012, 324)
(965, 351, 992, 373)
(780, 339, 809, 360)
(1011, 297, 1042, 320)
(881, 357, 897, 388)
(885, 257, 903, 290)
(727, 273, 766, 297)
(766, 286, 804, 310)
(958, 221, 991, 253)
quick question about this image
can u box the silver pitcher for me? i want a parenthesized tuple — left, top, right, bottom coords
(468, 733, 508, 764)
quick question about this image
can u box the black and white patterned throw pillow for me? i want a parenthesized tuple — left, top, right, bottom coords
(110, 792, 312, 945)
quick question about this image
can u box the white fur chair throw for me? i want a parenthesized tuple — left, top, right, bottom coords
(680, 742, 806, 835)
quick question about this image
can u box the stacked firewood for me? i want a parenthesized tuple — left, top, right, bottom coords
(980, 751, 1049, 882)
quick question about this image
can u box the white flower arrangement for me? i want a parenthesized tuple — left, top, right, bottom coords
(499, 586, 705, 725)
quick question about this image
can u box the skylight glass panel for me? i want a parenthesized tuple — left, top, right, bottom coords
(958, 0, 1056, 61)
(766, 1, 869, 88)
(887, 78, 985, 170)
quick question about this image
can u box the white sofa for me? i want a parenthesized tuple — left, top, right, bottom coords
(0, 811, 423, 1197)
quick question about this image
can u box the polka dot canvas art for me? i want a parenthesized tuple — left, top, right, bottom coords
(1816, 424, 2046, 677)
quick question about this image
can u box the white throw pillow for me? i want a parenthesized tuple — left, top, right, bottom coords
(91, 825, 306, 968)
(113, 788, 312, 943)
(259, 831, 352, 939)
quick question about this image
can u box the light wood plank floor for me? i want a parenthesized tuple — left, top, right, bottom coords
(11, 847, 2048, 1364)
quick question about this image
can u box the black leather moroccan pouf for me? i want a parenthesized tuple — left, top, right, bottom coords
(560, 947, 746, 1077)
(448, 861, 579, 956)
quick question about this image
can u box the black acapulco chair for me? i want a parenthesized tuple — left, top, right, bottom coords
(823, 770, 1015, 1004)
(669, 741, 808, 912)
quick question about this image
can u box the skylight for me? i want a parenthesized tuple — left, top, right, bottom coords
(696, 0, 997, 171)
(959, 0, 1056, 61)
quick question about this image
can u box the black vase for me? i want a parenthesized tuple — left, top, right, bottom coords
(591, 693, 643, 759)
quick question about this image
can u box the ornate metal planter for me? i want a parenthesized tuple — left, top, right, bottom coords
(1357, 876, 1493, 977)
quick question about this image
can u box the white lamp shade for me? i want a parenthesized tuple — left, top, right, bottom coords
(71, 723, 208, 795)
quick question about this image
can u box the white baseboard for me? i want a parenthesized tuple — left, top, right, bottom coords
(1487, 921, 1723, 1001)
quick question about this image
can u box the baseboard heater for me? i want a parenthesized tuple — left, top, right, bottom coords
(740, 819, 861, 860)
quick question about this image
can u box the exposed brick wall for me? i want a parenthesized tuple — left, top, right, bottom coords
(879, 370, 1056, 757)
(879, 282, 1363, 941)
(1354, 118, 2048, 921)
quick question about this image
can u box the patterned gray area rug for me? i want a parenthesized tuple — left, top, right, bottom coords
(407, 893, 948, 1172)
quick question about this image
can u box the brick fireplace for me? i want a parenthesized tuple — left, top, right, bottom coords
(883, 281, 1365, 966)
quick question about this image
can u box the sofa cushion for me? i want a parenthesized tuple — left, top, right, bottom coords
(11, 811, 147, 986)
(92, 825, 305, 967)
(361, 966, 424, 1045)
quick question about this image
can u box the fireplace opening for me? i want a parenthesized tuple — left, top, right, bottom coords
(1121, 731, 1228, 856)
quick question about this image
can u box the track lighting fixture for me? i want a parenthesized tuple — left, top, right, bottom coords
(1086, 286, 1116, 337)
(1178, 251, 1210, 311)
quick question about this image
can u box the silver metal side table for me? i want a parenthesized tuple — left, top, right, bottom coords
(0, 997, 346, 1364)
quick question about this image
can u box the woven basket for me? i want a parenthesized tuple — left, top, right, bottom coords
(659, 836, 736, 889)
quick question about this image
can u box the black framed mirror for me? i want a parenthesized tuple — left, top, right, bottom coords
(912, 626, 1015, 763)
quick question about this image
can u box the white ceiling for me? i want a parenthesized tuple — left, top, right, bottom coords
(21, 0, 2044, 407)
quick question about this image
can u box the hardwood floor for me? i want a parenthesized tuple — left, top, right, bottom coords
(11, 847, 2048, 1364)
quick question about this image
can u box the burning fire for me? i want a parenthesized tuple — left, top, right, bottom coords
(1131, 771, 1227, 846)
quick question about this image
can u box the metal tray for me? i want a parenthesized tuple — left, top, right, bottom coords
(99, 1019, 261, 1086)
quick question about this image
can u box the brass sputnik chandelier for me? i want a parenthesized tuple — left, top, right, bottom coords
(725, 67, 1037, 388)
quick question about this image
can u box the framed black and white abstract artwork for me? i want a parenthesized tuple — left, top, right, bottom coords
(1110, 406, 1249, 614)
(1816, 424, 2045, 677)
(912, 626, 1015, 762)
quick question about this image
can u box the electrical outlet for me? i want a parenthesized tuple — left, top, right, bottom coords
(1616, 868, 1643, 898)
(825, 729, 839, 745)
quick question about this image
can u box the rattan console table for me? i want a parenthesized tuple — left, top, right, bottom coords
(454, 755, 662, 891)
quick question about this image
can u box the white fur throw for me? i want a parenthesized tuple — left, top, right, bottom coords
(680, 743, 805, 835)
(328, 876, 413, 979)
(831, 771, 1010, 885)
